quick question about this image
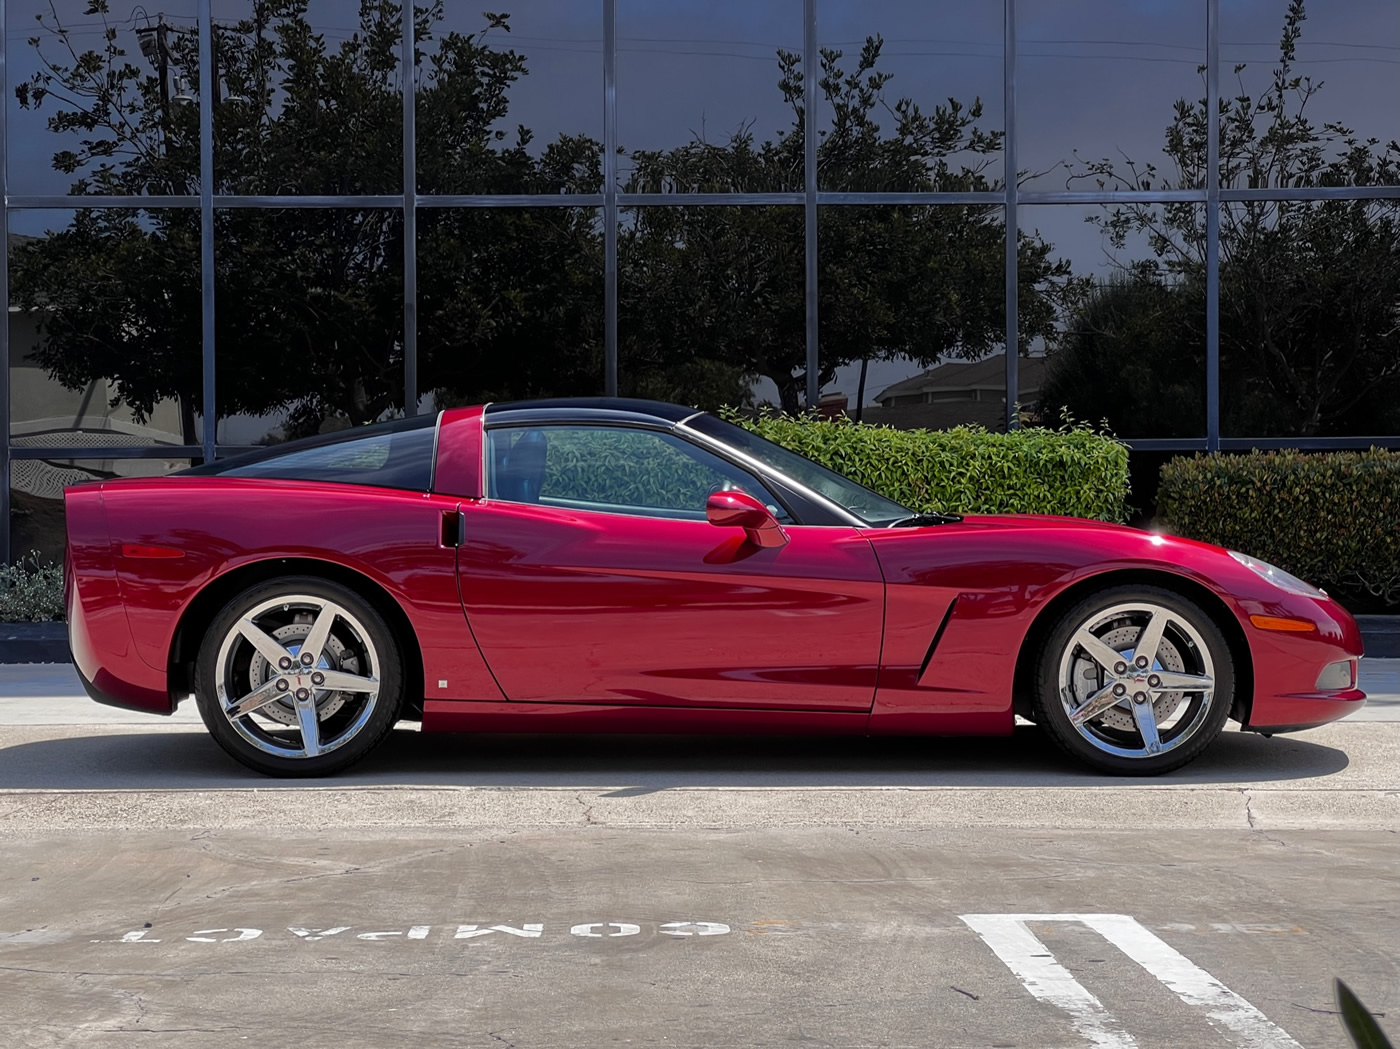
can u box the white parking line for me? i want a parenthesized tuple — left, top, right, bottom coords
(960, 914, 1137, 1049)
(961, 913, 1305, 1049)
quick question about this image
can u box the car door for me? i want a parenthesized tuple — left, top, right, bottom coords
(457, 423, 885, 711)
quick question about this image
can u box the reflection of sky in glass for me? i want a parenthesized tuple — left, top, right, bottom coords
(6, 1, 1397, 394)
(819, 1, 1003, 186)
(425, 1, 601, 155)
(5, 0, 199, 198)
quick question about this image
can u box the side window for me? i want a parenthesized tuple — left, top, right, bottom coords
(486, 426, 790, 521)
(188, 416, 437, 491)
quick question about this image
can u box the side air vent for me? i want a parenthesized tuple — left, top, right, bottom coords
(918, 597, 959, 682)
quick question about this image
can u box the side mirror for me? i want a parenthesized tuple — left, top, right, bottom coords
(706, 490, 788, 548)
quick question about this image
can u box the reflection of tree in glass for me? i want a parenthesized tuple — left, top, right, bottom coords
(623, 37, 1078, 415)
(1047, 0, 1400, 438)
(12, 3, 1079, 430)
(13, 2, 606, 437)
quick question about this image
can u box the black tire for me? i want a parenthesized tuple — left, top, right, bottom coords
(1032, 584, 1235, 776)
(194, 576, 404, 777)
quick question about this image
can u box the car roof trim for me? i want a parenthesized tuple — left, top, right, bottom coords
(484, 397, 696, 423)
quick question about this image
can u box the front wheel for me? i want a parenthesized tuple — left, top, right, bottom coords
(1032, 585, 1235, 776)
(194, 577, 404, 777)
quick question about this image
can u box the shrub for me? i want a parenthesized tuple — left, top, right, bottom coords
(1157, 449, 1400, 607)
(0, 550, 65, 622)
(539, 428, 721, 510)
(731, 412, 1132, 523)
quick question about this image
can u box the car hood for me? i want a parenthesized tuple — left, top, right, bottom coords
(936, 513, 1144, 535)
(860, 512, 1244, 593)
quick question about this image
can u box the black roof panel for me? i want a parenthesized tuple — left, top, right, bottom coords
(484, 397, 697, 420)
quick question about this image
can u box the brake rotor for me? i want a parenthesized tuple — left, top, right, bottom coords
(246, 621, 360, 726)
(1072, 622, 1188, 732)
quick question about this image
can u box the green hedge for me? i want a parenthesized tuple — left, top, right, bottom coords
(0, 551, 64, 622)
(1157, 449, 1400, 607)
(734, 413, 1132, 522)
(536, 427, 720, 510)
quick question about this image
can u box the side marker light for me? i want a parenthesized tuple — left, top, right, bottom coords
(120, 544, 185, 560)
(1248, 614, 1316, 633)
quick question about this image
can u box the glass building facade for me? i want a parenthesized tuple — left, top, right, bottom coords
(3, 0, 1398, 560)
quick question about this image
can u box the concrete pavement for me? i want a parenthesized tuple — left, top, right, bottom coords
(2, 663, 1397, 1048)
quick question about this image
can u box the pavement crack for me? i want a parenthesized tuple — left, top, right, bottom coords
(1240, 788, 1294, 848)
(487, 1032, 517, 1048)
(576, 791, 596, 826)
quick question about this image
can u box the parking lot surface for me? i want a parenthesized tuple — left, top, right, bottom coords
(1, 661, 1397, 1048)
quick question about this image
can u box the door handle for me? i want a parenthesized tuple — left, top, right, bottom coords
(440, 509, 465, 548)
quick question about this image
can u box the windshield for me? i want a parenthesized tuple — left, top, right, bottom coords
(684, 415, 912, 526)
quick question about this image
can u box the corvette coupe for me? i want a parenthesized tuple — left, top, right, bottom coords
(64, 398, 1366, 777)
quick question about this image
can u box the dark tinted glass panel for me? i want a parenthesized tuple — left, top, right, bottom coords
(212, 0, 403, 195)
(1221, 200, 1400, 438)
(618, 0, 802, 192)
(214, 208, 406, 444)
(686, 414, 909, 525)
(7, 0, 201, 196)
(418, 207, 604, 402)
(823, 205, 1010, 430)
(487, 425, 784, 520)
(417, 3, 602, 195)
(1019, 1, 1205, 192)
(187, 414, 435, 490)
(1221, 1, 1398, 189)
(619, 205, 801, 412)
(818, 0, 1003, 191)
(12, 458, 195, 565)
(1031, 203, 1207, 440)
(9, 209, 204, 447)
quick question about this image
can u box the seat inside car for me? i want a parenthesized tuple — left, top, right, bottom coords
(497, 429, 549, 502)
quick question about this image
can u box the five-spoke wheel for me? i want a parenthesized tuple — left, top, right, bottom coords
(194, 577, 403, 776)
(1033, 585, 1234, 775)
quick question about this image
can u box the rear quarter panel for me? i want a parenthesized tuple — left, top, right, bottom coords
(95, 477, 501, 708)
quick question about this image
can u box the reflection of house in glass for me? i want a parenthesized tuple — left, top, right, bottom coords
(8, 236, 189, 560)
(864, 356, 1047, 431)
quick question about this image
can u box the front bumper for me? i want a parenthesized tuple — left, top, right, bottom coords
(1240, 596, 1367, 732)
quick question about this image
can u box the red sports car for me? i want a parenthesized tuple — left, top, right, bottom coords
(64, 399, 1367, 777)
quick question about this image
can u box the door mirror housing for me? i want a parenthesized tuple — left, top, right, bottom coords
(706, 490, 788, 548)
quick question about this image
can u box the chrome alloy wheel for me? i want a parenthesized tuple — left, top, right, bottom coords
(213, 593, 382, 760)
(1056, 600, 1217, 760)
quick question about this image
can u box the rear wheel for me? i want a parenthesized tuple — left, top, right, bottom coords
(1033, 585, 1234, 775)
(194, 577, 403, 777)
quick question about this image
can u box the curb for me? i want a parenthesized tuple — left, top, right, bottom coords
(0, 622, 70, 664)
(2, 616, 1396, 665)
(1355, 616, 1400, 658)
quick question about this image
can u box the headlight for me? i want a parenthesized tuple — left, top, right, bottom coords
(1228, 551, 1327, 598)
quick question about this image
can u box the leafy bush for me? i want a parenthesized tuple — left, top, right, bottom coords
(538, 428, 721, 511)
(0, 551, 64, 622)
(731, 412, 1132, 523)
(1337, 979, 1394, 1049)
(1157, 449, 1400, 607)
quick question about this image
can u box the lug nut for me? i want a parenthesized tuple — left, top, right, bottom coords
(311, 672, 325, 686)
(278, 656, 292, 670)
(1148, 674, 1161, 687)
(1113, 662, 1127, 675)
(275, 678, 290, 692)
(1112, 683, 1127, 697)
(300, 652, 315, 666)
(1133, 691, 1148, 704)
(295, 688, 310, 701)
(1135, 655, 1150, 669)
